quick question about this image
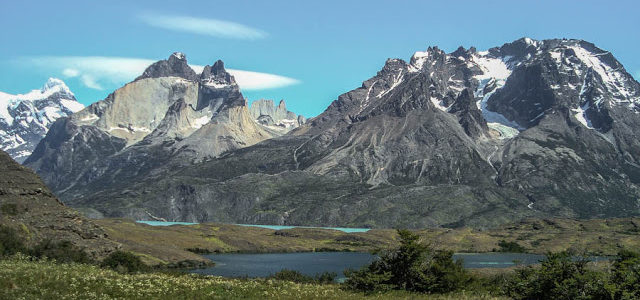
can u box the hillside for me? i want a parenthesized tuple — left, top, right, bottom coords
(0, 150, 118, 259)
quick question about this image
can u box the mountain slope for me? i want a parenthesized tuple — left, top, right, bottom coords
(25, 53, 299, 203)
(27, 39, 640, 228)
(0, 78, 83, 162)
(0, 149, 118, 258)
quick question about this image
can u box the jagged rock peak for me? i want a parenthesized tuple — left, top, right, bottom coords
(409, 46, 446, 70)
(382, 58, 409, 71)
(135, 52, 198, 82)
(171, 52, 186, 60)
(451, 46, 475, 60)
(200, 59, 236, 87)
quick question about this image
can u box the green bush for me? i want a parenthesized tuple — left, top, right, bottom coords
(0, 226, 26, 257)
(29, 240, 91, 264)
(101, 251, 147, 273)
(0, 203, 19, 216)
(497, 240, 526, 253)
(505, 251, 611, 300)
(343, 229, 473, 293)
(610, 249, 640, 299)
(315, 271, 338, 284)
(269, 269, 337, 284)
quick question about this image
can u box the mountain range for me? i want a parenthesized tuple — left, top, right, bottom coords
(21, 38, 640, 228)
(0, 78, 83, 162)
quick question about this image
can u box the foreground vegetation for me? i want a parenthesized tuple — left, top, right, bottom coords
(0, 255, 505, 300)
(345, 230, 640, 299)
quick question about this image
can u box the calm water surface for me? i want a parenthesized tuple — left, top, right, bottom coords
(191, 252, 574, 281)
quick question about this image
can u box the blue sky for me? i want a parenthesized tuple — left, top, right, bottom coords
(1, 0, 639, 117)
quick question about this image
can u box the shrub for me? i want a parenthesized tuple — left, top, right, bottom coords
(268, 269, 337, 284)
(270, 269, 315, 283)
(505, 251, 611, 300)
(315, 271, 338, 284)
(497, 240, 526, 253)
(101, 251, 147, 273)
(0, 203, 19, 216)
(29, 240, 91, 264)
(610, 249, 640, 299)
(343, 229, 474, 293)
(0, 225, 26, 257)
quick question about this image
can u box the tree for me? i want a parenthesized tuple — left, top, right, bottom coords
(344, 229, 473, 293)
(505, 251, 611, 300)
(0, 226, 25, 257)
(101, 251, 147, 273)
(610, 249, 640, 299)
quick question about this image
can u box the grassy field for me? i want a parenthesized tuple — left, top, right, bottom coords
(95, 218, 640, 266)
(0, 257, 506, 300)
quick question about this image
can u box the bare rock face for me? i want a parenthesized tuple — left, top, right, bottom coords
(25, 53, 287, 198)
(249, 99, 306, 133)
(26, 39, 640, 229)
(135, 52, 198, 82)
(0, 78, 83, 162)
(0, 150, 119, 259)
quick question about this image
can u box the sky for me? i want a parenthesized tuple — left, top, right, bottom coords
(1, 0, 639, 118)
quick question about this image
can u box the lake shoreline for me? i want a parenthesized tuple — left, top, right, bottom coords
(95, 218, 637, 269)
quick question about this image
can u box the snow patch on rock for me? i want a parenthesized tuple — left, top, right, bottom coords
(570, 46, 640, 108)
(471, 54, 523, 137)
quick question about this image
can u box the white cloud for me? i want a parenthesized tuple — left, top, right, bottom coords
(26, 56, 155, 88)
(138, 12, 267, 40)
(21, 56, 299, 91)
(62, 68, 80, 77)
(80, 74, 103, 90)
(227, 69, 300, 90)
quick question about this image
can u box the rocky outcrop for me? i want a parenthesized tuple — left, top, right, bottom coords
(0, 150, 119, 259)
(135, 52, 198, 82)
(0, 78, 83, 162)
(249, 99, 306, 133)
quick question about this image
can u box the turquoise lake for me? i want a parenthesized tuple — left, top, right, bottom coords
(135, 220, 371, 233)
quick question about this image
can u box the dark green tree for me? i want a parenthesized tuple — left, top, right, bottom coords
(344, 229, 473, 293)
(101, 251, 147, 273)
(0, 225, 25, 257)
(610, 249, 640, 299)
(505, 251, 611, 300)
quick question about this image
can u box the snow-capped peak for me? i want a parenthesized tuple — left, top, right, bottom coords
(410, 50, 430, 71)
(522, 37, 540, 47)
(42, 77, 70, 93)
(1, 78, 84, 162)
(171, 52, 186, 60)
